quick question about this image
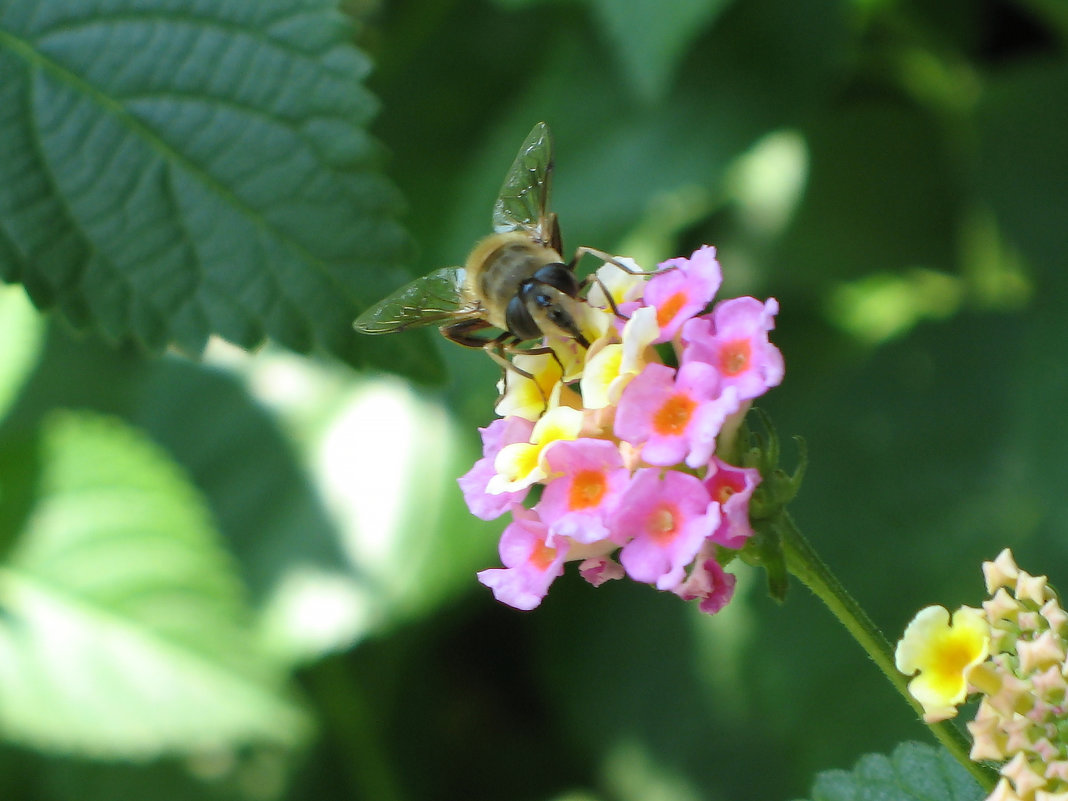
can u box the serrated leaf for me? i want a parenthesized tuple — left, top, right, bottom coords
(0, 0, 438, 378)
(802, 742, 985, 801)
(0, 410, 310, 758)
(590, 0, 734, 100)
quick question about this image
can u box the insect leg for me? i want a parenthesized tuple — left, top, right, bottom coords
(571, 246, 666, 276)
(494, 340, 571, 408)
(485, 336, 530, 378)
(505, 343, 568, 376)
(439, 325, 537, 404)
(567, 248, 635, 321)
(485, 336, 540, 406)
(582, 271, 627, 320)
(441, 318, 495, 348)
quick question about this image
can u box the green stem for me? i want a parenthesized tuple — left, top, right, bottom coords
(778, 511, 998, 791)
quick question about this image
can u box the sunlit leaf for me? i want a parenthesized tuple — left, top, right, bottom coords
(0, 283, 43, 423)
(0, 411, 310, 758)
(0, 0, 437, 378)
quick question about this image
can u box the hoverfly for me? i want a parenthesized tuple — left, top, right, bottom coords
(354, 123, 618, 373)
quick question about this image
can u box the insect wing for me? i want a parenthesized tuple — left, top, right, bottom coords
(491, 122, 555, 246)
(353, 266, 471, 334)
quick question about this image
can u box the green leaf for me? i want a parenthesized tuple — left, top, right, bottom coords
(590, 0, 734, 100)
(801, 742, 984, 801)
(0, 0, 435, 377)
(0, 410, 310, 758)
(0, 283, 43, 423)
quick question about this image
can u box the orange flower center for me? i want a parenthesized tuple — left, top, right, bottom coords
(529, 539, 559, 571)
(719, 338, 751, 376)
(656, 291, 688, 328)
(569, 469, 607, 510)
(648, 504, 680, 544)
(653, 393, 696, 436)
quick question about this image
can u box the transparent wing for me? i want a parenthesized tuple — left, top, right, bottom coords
(491, 122, 555, 246)
(353, 267, 474, 334)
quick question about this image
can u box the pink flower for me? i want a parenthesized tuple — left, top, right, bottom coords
(477, 506, 569, 611)
(458, 416, 534, 520)
(681, 297, 784, 401)
(673, 551, 737, 615)
(704, 456, 761, 549)
(614, 362, 740, 469)
(610, 468, 720, 590)
(537, 439, 631, 544)
(459, 243, 784, 615)
(643, 245, 723, 342)
(578, 556, 625, 586)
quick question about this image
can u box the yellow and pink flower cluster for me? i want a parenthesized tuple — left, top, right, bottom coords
(459, 246, 784, 611)
(896, 550, 1068, 801)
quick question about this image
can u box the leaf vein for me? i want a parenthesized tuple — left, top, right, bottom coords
(0, 21, 362, 306)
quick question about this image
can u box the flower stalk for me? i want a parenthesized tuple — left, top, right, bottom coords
(459, 242, 1004, 791)
(777, 510, 998, 791)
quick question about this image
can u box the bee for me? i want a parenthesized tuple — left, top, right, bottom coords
(354, 122, 616, 373)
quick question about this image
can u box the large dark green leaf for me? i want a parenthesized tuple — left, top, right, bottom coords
(0, 0, 437, 378)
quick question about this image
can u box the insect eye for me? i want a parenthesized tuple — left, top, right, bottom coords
(532, 263, 580, 297)
(505, 295, 540, 340)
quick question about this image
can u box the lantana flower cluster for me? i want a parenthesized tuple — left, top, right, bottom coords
(896, 549, 1068, 801)
(459, 245, 784, 612)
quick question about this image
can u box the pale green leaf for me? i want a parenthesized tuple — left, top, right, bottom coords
(0, 411, 310, 758)
(801, 742, 985, 801)
(0, 283, 43, 423)
(0, 0, 434, 376)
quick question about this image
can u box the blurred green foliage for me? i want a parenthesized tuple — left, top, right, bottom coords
(0, 0, 1066, 799)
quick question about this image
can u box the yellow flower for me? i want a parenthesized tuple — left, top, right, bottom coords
(580, 306, 660, 409)
(545, 304, 613, 383)
(895, 605, 990, 723)
(487, 406, 584, 494)
(495, 353, 563, 421)
(586, 258, 648, 310)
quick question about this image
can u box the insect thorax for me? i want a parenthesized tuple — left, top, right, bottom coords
(465, 233, 563, 331)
